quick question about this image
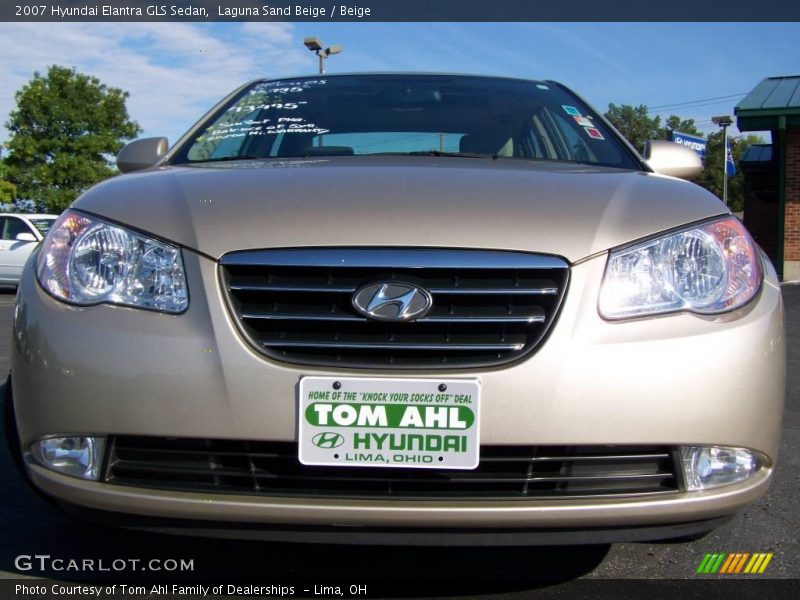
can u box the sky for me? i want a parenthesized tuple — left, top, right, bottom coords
(0, 21, 799, 148)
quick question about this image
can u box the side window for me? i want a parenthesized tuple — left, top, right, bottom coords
(2, 217, 33, 241)
(526, 112, 568, 161)
(550, 113, 596, 163)
(526, 114, 559, 160)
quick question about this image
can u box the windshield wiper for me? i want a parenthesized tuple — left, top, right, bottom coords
(405, 150, 499, 160)
(195, 155, 266, 163)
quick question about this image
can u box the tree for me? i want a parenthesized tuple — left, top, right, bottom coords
(3, 65, 141, 212)
(696, 132, 764, 213)
(661, 115, 701, 138)
(604, 102, 764, 211)
(605, 105, 704, 151)
(604, 103, 662, 153)
(0, 159, 15, 204)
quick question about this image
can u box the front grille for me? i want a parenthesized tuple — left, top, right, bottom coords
(220, 248, 569, 368)
(105, 437, 681, 499)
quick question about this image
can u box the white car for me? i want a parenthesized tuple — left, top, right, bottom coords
(0, 213, 57, 286)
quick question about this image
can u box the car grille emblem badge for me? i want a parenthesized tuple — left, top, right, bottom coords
(312, 432, 345, 449)
(352, 282, 433, 321)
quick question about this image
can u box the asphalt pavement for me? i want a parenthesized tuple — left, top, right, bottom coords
(0, 284, 797, 594)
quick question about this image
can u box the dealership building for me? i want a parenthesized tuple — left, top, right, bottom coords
(736, 75, 800, 281)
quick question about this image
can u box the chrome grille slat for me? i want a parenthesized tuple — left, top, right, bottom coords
(106, 437, 682, 499)
(260, 340, 526, 351)
(231, 284, 356, 293)
(218, 248, 569, 269)
(231, 284, 559, 296)
(423, 314, 544, 323)
(220, 248, 569, 369)
(426, 287, 558, 296)
(241, 311, 368, 322)
(480, 453, 672, 462)
(241, 312, 544, 324)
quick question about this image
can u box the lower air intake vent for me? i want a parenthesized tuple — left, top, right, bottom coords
(106, 437, 681, 500)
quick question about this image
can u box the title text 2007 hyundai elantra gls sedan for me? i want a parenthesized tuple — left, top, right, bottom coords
(6, 74, 785, 544)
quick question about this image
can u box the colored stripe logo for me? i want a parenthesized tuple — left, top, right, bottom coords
(696, 552, 773, 574)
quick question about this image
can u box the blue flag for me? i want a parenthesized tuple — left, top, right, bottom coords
(725, 143, 736, 176)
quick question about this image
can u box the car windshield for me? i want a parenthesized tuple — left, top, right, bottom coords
(173, 75, 639, 169)
(29, 218, 55, 235)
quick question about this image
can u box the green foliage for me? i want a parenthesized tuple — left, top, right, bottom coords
(0, 180, 16, 204)
(604, 103, 703, 152)
(662, 115, 701, 137)
(604, 103, 661, 153)
(0, 160, 16, 204)
(3, 65, 141, 212)
(695, 133, 764, 213)
(604, 102, 764, 212)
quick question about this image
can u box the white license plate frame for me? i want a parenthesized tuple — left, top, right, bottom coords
(298, 377, 481, 470)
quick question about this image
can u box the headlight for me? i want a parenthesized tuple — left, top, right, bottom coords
(36, 209, 188, 313)
(680, 446, 761, 490)
(599, 216, 761, 319)
(31, 436, 105, 481)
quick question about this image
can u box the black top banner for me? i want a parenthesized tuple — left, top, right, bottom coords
(2, 0, 799, 22)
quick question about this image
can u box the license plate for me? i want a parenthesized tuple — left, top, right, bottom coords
(299, 377, 481, 470)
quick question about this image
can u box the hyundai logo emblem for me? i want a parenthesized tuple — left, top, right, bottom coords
(312, 432, 345, 449)
(352, 282, 433, 322)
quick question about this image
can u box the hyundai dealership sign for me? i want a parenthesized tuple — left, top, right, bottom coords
(670, 131, 707, 159)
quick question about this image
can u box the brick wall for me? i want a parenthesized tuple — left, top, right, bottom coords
(743, 171, 779, 263)
(744, 127, 800, 280)
(786, 129, 800, 265)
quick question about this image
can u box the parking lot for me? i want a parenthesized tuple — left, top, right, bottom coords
(0, 284, 797, 591)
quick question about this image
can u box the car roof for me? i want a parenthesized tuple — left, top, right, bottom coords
(0, 213, 57, 218)
(254, 72, 558, 87)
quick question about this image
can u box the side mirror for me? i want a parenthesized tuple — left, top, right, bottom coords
(15, 232, 38, 243)
(117, 137, 169, 173)
(643, 140, 703, 179)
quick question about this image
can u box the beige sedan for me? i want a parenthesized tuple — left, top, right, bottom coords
(6, 74, 785, 544)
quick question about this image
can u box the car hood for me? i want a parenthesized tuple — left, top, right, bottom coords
(74, 156, 728, 263)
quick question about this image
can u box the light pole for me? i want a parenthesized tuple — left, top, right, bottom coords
(303, 37, 342, 74)
(712, 115, 733, 205)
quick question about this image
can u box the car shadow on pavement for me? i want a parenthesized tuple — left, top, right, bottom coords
(1, 381, 609, 594)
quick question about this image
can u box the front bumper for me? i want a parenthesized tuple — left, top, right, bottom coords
(10, 247, 786, 535)
(53, 499, 735, 546)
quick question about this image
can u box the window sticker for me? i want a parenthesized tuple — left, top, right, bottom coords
(562, 105, 582, 116)
(200, 118, 330, 142)
(226, 102, 307, 114)
(573, 116, 593, 127)
(187, 81, 333, 160)
(584, 127, 605, 140)
(248, 79, 327, 94)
